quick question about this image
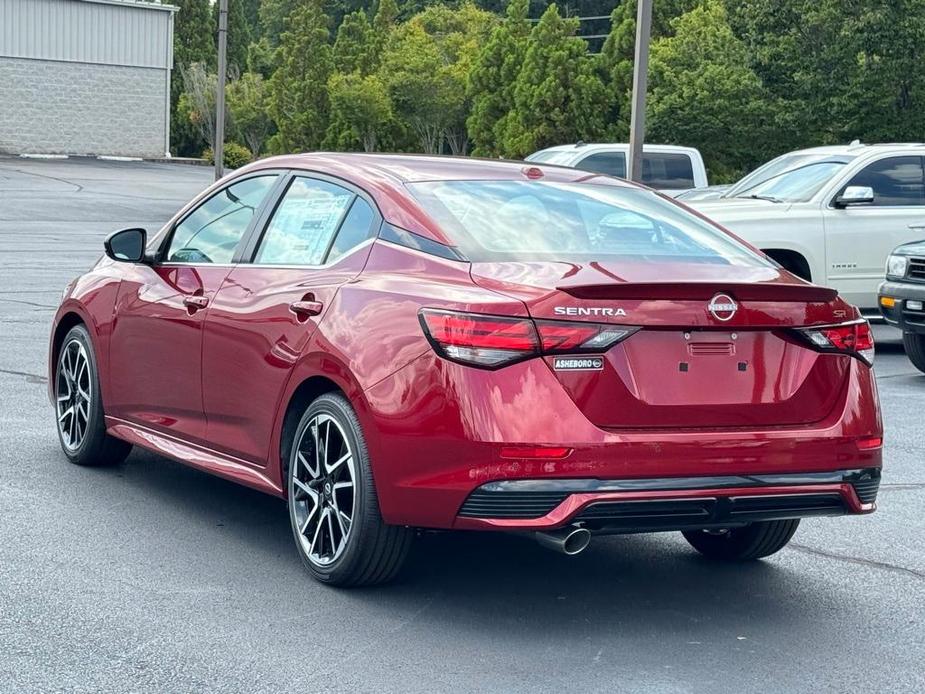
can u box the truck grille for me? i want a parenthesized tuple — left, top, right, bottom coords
(908, 257, 925, 281)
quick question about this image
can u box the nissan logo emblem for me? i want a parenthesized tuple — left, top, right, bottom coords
(708, 293, 737, 321)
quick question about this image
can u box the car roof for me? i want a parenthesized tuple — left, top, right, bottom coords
(245, 152, 630, 184)
(239, 152, 636, 245)
(787, 142, 925, 157)
(531, 143, 700, 156)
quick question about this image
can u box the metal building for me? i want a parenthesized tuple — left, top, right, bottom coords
(0, 0, 176, 157)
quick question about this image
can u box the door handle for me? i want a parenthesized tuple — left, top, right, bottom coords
(183, 294, 209, 311)
(908, 223, 925, 230)
(290, 297, 323, 319)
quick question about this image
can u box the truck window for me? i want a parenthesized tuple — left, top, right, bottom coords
(642, 153, 695, 189)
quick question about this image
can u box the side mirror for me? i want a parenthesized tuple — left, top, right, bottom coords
(835, 185, 874, 208)
(104, 227, 147, 263)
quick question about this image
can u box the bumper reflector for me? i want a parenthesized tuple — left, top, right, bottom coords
(499, 446, 572, 460)
(856, 436, 883, 450)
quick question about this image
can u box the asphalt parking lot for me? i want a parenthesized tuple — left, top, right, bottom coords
(1, 156, 923, 693)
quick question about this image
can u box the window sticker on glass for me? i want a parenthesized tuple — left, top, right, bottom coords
(256, 178, 354, 265)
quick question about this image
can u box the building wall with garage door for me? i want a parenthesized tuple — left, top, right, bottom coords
(0, 0, 176, 157)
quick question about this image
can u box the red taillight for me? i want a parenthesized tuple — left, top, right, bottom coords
(535, 320, 638, 353)
(795, 320, 875, 366)
(419, 309, 637, 369)
(419, 310, 539, 368)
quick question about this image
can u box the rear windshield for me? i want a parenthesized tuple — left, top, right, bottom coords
(406, 180, 771, 265)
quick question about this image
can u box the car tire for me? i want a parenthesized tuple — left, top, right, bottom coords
(55, 324, 132, 467)
(902, 331, 925, 373)
(682, 519, 800, 561)
(287, 392, 413, 587)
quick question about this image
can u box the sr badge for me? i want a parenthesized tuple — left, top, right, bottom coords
(553, 356, 604, 371)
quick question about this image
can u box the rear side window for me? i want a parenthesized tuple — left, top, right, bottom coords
(167, 175, 277, 264)
(255, 177, 354, 265)
(326, 198, 377, 263)
(406, 180, 771, 267)
(575, 152, 626, 178)
(574, 152, 695, 188)
(641, 153, 695, 189)
(841, 156, 925, 206)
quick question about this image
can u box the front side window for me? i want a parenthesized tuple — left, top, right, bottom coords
(575, 152, 626, 178)
(406, 180, 772, 266)
(255, 177, 354, 265)
(840, 156, 925, 206)
(167, 175, 277, 264)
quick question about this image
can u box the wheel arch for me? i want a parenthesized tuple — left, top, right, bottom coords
(48, 309, 93, 403)
(273, 354, 381, 497)
(278, 375, 343, 486)
(51, 311, 86, 366)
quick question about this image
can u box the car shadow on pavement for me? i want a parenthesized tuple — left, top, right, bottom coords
(95, 446, 836, 642)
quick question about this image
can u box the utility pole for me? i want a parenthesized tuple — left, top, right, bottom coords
(627, 0, 652, 183)
(214, 0, 228, 181)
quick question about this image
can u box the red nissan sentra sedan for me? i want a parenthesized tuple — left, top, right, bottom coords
(49, 154, 882, 586)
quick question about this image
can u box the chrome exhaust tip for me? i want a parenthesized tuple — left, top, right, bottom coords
(534, 526, 591, 556)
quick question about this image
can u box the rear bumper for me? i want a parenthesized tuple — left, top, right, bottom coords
(363, 352, 882, 529)
(879, 280, 925, 334)
(453, 468, 879, 532)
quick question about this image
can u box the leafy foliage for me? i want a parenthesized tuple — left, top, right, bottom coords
(324, 72, 394, 151)
(504, 5, 608, 157)
(227, 72, 274, 156)
(467, 0, 531, 157)
(266, 0, 334, 153)
(647, 0, 773, 180)
(203, 142, 254, 168)
(170, 0, 925, 178)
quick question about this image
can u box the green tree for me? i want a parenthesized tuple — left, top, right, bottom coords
(213, 0, 252, 75)
(368, 0, 400, 67)
(259, 0, 299, 47)
(646, 0, 773, 180)
(227, 72, 274, 156)
(267, 0, 334, 153)
(333, 9, 375, 74)
(504, 4, 609, 157)
(599, 0, 698, 138)
(406, 2, 497, 153)
(246, 37, 276, 77)
(467, 0, 532, 157)
(727, 0, 925, 148)
(171, 0, 214, 155)
(380, 22, 458, 152)
(324, 72, 394, 151)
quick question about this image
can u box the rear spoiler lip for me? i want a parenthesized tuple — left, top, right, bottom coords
(555, 282, 838, 303)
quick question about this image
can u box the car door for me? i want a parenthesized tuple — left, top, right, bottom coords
(201, 173, 380, 465)
(107, 173, 281, 443)
(822, 155, 925, 310)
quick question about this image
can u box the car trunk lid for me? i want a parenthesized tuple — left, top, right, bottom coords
(470, 260, 852, 429)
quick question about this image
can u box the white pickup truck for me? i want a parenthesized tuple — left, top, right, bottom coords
(526, 143, 709, 194)
(687, 143, 925, 313)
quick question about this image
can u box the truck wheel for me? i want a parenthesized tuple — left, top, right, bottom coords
(903, 332, 925, 373)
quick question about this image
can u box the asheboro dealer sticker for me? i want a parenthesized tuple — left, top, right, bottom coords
(553, 356, 604, 371)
